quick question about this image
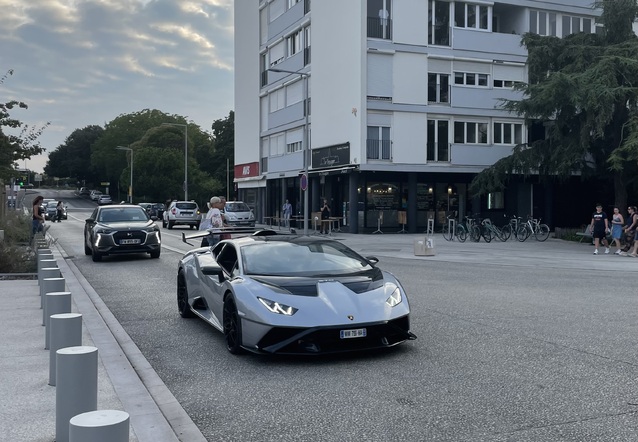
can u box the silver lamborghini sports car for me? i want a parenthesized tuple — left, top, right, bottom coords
(177, 232, 416, 355)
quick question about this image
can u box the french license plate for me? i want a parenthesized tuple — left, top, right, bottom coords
(119, 239, 140, 245)
(340, 328, 367, 339)
(181, 212, 192, 216)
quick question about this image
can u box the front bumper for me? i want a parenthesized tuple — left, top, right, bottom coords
(92, 230, 161, 255)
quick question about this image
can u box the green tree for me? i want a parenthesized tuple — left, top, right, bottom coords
(44, 125, 103, 183)
(0, 70, 49, 180)
(208, 111, 235, 199)
(470, 0, 638, 210)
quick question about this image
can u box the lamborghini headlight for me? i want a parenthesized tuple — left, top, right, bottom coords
(258, 297, 298, 316)
(385, 286, 402, 307)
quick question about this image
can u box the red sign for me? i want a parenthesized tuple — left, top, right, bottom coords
(234, 162, 259, 178)
(300, 173, 308, 191)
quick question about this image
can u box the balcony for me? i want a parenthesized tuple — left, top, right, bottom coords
(367, 17, 392, 40)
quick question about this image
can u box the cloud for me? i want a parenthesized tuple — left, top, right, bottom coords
(0, 0, 235, 173)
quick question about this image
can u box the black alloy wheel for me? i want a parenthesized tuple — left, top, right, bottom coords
(176, 271, 194, 318)
(223, 298, 244, 354)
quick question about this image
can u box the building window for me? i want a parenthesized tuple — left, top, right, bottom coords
(428, 73, 450, 103)
(286, 141, 302, 153)
(269, 88, 285, 112)
(454, 122, 488, 144)
(529, 10, 557, 36)
(270, 134, 285, 157)
(454, 2, 489, 30)
(487, 192, 504, 209)
(493, 122, 523, 145)
(367, 0, 392, 40)
(454, 72, 488, 87)
(287, 30, 302, 57)
(493, 79, 521, 89)
(428, 0, 450, 46)
(304, 26, 311, 65)
(427, 119, 449, 162)
(287, 0, 301, 9)
(367, 126, 391, 160)
(269, 40, 285, 67)
(562, 15, 593, 37)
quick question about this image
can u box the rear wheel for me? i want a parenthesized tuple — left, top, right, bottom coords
(470, 225, 481, 242)
(176, 270, 194, 318)
(482, 226, 493, 243)
(500, 224, 512, 241)
(168, 220, 174, 230)
(442, 225, 452, 241)
(535, 224, 550, 242)
(223, 298, 244, 354)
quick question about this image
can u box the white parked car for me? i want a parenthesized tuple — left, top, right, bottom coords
(90, 190, 103, 201)
(223, 201, 255, 227)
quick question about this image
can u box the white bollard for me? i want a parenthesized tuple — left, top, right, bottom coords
(49, 313, 82, 386)
(69, 410, 130, 442)
(41, 277, 65, 323)
(56, 346, 98, 442)
(44, 292, 72, 350)
(37, 257, 56, 285)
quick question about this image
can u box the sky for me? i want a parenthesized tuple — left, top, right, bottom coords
(0, 0, 235, 173)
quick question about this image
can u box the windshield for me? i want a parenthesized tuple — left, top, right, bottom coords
(98, 208, 148, 223)
(176, 202, 198, 210)
(226, 202, 251, 212)
(241, 241, 373, 277)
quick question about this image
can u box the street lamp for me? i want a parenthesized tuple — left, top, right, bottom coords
(269, 67, 310, 235)
(162, 122, 188, 201)
(116, 146, 133, 203)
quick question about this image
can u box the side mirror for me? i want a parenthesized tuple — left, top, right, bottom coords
(365, 256, 379, 266)
(85, 218, 95, 223)
(151, 216, 158, 221)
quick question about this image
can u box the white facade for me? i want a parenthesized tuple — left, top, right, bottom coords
(235, 0, 601, 232)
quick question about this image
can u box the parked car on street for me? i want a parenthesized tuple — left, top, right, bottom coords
(139, 202, 165, 220)
(84, 204, 161, 262)
(222, 201, 255, 227)
(97, 195, 112, 205)
(90, 190, 102, 201)
(79, 187, 90, 196)
(176, 232, 416, 354)
(163, 201, 201, 229)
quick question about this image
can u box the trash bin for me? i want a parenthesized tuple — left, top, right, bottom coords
(414, 237, 435, 256)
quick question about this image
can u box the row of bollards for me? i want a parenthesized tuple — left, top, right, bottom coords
(37, 249, 130, 442)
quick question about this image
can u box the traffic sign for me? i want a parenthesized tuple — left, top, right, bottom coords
(300, 173, 308, 191)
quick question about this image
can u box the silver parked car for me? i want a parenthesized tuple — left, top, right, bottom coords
(176, 232, 416, 355)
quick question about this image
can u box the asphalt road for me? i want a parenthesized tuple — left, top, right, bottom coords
(39, 190, 638, 442)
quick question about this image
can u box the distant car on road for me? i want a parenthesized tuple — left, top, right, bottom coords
(84, 204, 161, 262)
(90, 190, 102, 201)
(97, 195, 112, 205)
(79, 187, 90, 196)
(44, 201, 67, 220)
(163, 201, 201, 229)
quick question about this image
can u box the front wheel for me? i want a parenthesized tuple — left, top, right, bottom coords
(500, 224, 512, 241)
(456, 226, 467, 243)
(516, 225, 529, 242)
(177, 270, 194, 318)
(482, 226, 493, 243)
(442, 225, 453, 241)
(223, 298, 244, 354)
(150, 249, 161, 259)
(535, 224, 550, 242)
(470, 225, 481, 242)
(91, 248, 103, 262)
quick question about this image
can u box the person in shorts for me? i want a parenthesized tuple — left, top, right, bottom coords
(590, 204, 610, 255)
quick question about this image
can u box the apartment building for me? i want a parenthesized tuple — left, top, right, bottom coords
(234, 0, 601, 233)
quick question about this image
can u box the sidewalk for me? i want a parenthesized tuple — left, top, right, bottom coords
(1, 231, 635, 441)
(0, 243, 206, 442)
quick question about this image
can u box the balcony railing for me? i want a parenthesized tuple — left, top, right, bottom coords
(366, 139, 392, 160)
(367, 17, 392, 40)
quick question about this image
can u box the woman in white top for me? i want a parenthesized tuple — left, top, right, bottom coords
(200, 196, 224, 247)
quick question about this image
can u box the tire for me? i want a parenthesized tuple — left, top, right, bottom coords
(223, 298, 244, 354)
(91, 248, 102, 262)
(150, 249, 161, 259)
(535, 224, 550, 242)
(442, 225, 452, 241)
(195, 222, 200, 230)
(168, 220, 174, 230)
(516, 225, 529, 242)
(176, 270, 194, 318)
(84, 237, 92, 255)
(495, 227, 508, 242)
(470, 225, 481, 242)
(162, 218, 167, 228)
(482, 226, 493, 243)
(456, 226, 467, 243)
(500, 224, 512, 241)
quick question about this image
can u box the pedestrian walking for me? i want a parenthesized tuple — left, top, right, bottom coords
(320, 199, 331, 234)
(610, 207, 624, 254)
(590, 204, 610, 255)
(55, 201, 64, 222)
(32, 196, 45, 236)
(282, 199, 292, 228)
(625, 206, 638, 257)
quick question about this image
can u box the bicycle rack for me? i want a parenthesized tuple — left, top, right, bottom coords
(372, 211, 383, 234)
(425, 218, 434, 235)
(448, 218, 456, 240)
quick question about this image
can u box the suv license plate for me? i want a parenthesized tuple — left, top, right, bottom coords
(340, 328, 367, 339)
(120, 239, 141, 245)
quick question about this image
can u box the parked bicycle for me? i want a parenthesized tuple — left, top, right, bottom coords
(500, 214, 523, 241)
(481, 218, 507, 242)
(516, 216, 550, 242)
(442, 215, 467, 242)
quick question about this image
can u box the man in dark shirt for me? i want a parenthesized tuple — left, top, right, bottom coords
(590, 204, 610, 255)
